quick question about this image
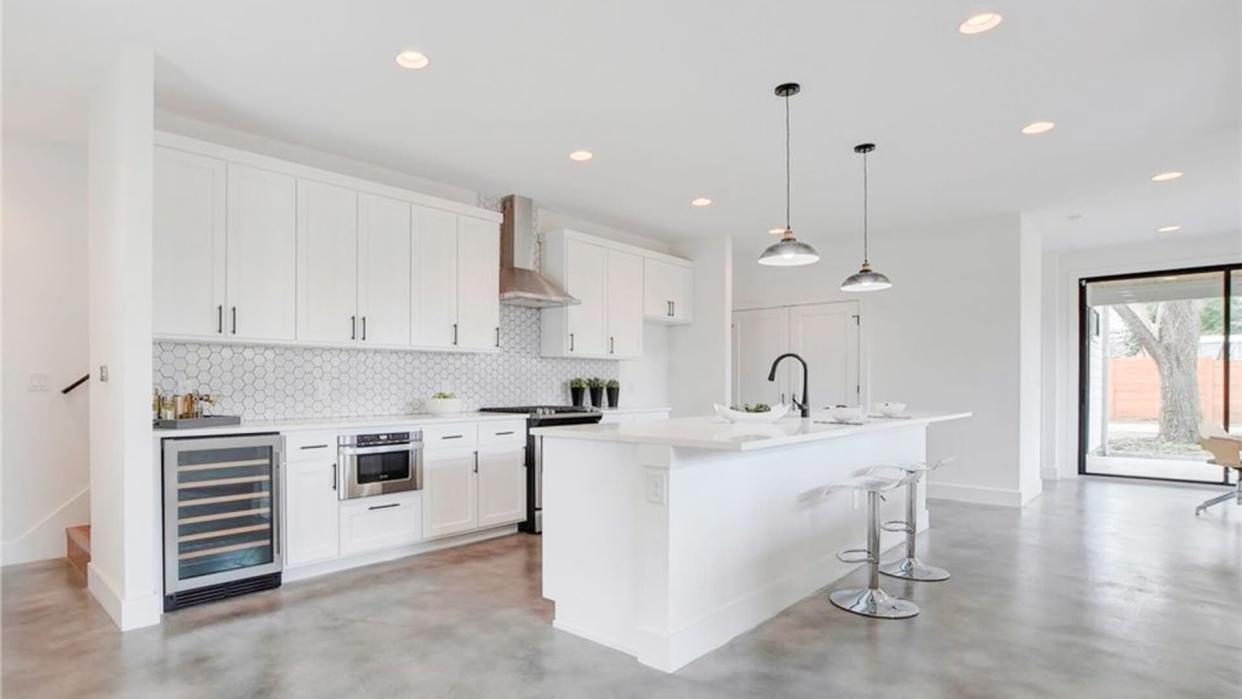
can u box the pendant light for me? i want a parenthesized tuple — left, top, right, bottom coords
(758, 83, 820, 267)
(841, 143, 892, 291)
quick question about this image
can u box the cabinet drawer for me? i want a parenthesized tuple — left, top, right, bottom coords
(478, 420, 526, 446)
(285, 431, 338, 461)
(339, 492, 421, 556)
(422, 423, 478, 449)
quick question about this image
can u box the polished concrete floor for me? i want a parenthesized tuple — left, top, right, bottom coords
(4, 478, 1240, 698)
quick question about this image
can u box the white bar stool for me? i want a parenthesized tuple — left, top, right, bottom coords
(822, 467, 919, 619)
(871, 458, 953, 582)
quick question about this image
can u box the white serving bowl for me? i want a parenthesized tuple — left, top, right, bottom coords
(827, 405, 865, 423)
(423, 397, 464, 415)
(878, 401, 908, 417)
(713, 403, 792, 424)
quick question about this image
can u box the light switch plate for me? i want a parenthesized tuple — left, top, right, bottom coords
(645, 472, 667, 505)
(27, 372, 49, 393)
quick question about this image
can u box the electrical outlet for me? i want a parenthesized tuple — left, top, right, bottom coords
(645, 472, 667, 505)
(27, 372, 49, 393)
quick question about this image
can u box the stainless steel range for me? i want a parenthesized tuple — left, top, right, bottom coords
(479, 406, 603, 533)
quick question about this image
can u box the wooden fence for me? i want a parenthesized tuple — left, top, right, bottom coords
(1108, 357, 1240, 422)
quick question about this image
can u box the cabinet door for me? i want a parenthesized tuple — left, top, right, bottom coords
(790, 302, 860, 409)
(358, 193, 412, 346)
(226, 163, 297, 341)
(606, 250, 644, 357)
(339, 492, 420, 556)
(671, 264, 694, 322)
(411, 205, 458, 348)
(731, 307, 792, 406)
(455, 215, 501, 350)
(296, 180, 358, 344)
(476, 447, 526, 528)
(153, 147, 227, 337)
(422, 449, 478, 539)
(284, 460, 341, 567)
(643, 258, 674, 320)
(564, 239, 608, 355)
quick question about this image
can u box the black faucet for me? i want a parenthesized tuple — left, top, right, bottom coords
(768, 353, 810, 418)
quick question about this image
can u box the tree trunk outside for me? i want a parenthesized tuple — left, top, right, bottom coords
(1113, 301, 1201, 444)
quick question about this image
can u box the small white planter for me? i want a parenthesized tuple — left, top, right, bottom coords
(423, 397, 464, 415)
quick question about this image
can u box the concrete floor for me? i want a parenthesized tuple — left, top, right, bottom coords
(3, 478, 1240, 698)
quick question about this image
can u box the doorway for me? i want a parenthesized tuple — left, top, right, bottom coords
(731, 301, 861, 410)
(1078, 265, 1239, 484)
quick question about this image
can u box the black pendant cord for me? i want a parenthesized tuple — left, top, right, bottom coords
(862, 148, 869, 265)
(784, 91, 792, 234)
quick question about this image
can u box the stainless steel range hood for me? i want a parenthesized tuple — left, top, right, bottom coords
(499, 195, 578, 307)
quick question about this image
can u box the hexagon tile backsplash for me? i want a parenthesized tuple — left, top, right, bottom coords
(152, 306, 617, 420)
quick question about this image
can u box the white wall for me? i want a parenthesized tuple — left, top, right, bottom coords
(87, 47, 160, 630)
(1044, 231, 1242, 479)
(1, 135, 91, 565)
(668, 237, 732, 417)
(734, 214, 1040, 506)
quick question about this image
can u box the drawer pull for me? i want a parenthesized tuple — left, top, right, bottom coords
(441, 434, 464, 440)
(368, 503, 401, 511)
(494, 431, 515, 436)
(299, 444, 329, 450)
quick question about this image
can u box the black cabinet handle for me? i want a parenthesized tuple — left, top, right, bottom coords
(452, 323, 458, 345)
(569, 333, 575, 351)
(495, 327, 500, 347)
(331, 463, 337, 491)
(217, 305, 223, 334)
(231, 307, 237, 334)
(368, 502, 400, 511)
(609, 336, 615, 354)
(441, 434, 464, 440)
(300, 444, 328, 450)
(495, 431, 515, 436)
(667, 300, 673, 317)
(671, 300, 676, 317)
(362, 316, 367, 341)
(351, 315, 357, 340)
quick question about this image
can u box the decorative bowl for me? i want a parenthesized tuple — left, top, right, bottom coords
(424, 397, 464, 415)
(827, 405, 865, 423)
(878, 401, 908, 418)
(713, 403, 792, 424)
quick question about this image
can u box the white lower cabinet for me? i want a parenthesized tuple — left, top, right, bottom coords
(339, 491, 421, 556)
(422, 447, 479, 540)
(284, 459, 341, 567)
(477, 447, 527, 528)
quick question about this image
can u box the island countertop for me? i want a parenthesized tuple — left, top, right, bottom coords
(531, 410, 971, 451)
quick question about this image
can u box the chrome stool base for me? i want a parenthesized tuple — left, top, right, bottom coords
(879, 556, 950, 582)
(829, 587, 919, 619)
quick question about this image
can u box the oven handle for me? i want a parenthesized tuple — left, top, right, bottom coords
(338, 443, 418, 457)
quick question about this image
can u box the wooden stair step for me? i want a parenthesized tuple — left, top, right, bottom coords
(66, 525, 90, 580)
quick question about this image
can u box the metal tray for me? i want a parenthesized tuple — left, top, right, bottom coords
(154, 415, 242, 429)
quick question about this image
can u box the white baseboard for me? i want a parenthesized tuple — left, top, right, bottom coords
(87, 563, 162, 631)
(2, 488, 90, 566)
(926, 481, 1025, 507)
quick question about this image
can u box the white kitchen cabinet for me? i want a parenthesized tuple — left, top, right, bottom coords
(605, 250, 644, 357)
(153, 147, 227, 338)
(296, 179, 359, 344)
(563, 238, 609, 356)
(422, 448, 479, 540)
(284, 459, 341, 567)
(357, 193, 412, 346)
(644, 258, 694, 324)
(455, 215, 501, 350)
(339, 491, 421, 556)
(476, 447, 527, 528)
(226, 163, 297, 341)
(411, 204, 459, 348)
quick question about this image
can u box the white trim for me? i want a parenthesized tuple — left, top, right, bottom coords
(155, 132, 501, 223)
(151, 333, 501, 355)
(926, 481, 1027, 507)
(1, 487, 90, 566)
(88, 563, 162, 631)
(283, 524, 518, 583)
(556, 228, 692, 267)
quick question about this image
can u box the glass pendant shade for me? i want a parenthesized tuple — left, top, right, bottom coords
(841, 262, 892, 291)
(758, 231, 820, 267)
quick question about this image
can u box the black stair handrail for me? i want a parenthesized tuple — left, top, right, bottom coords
(62, 374, 90, 395)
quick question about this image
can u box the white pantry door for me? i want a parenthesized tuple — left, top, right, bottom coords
(226, 163, 297, 342)
(731, 307, 792, 407)
(789, 302, 860, 410)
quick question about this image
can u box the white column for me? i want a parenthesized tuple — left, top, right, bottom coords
(87, 45, 159, 630)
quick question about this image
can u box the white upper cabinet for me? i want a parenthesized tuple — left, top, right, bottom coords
(455, 215, 501, 350)
(226, 163, 297, 342)
(605, 250, 644, 358)
(296, 179, 359, 344)
(411, 204, 459, 348)
(541, 230, 691, 359)
(643, 258, 694, 324)
(357, 194, 412, 346)
(153, 147, 227, 337)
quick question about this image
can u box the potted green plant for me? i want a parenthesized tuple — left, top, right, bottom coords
(424, 391, 463, 415)
(587, 377, 606, 408)
(568, 378, 587, 407)
(606, 379, 620, 408)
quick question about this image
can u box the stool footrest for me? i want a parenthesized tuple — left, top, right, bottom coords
(880, 519, 911, 533)
(836, 548, 871, 564)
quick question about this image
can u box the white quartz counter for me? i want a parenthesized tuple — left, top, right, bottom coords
(152, 412, 523, 438)
(532, 410, 970, 451)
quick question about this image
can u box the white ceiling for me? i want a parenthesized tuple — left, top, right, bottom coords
(4, 0, 1239, 251)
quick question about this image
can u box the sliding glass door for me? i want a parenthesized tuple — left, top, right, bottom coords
(1079, 264, 1238, 483)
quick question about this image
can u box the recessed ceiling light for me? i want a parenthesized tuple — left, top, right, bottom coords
(1151, 171, 1183, 182)
(768, 227, 788, 235)
(568, 150, 593, 161)
(1022, 121, 1056, 135)
(691, 197, 713, 207)
(959, 12, 1003, 35)
(1156, 225, 1182, 233)
(395, 50, 430, 70)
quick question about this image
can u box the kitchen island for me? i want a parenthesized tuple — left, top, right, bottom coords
(534, 410, 970, 673)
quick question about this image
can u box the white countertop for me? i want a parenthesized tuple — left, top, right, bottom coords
(531, 410, 971, 451)
(153, 407, 673, 438)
